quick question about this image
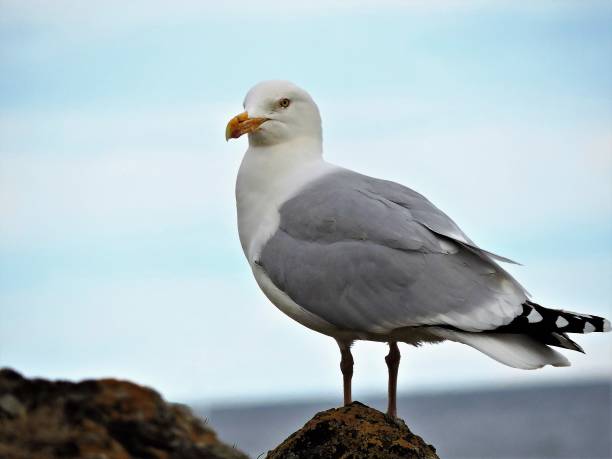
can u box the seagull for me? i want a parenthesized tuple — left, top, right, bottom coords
(226, 80, 611, 417)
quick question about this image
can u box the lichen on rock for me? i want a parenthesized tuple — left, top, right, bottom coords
(266, 401, 439, 459)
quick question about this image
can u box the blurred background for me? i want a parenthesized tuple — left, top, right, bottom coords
(1, 1, 610, 457)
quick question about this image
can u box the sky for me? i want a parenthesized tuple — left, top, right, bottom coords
(1, 0, 611, 405)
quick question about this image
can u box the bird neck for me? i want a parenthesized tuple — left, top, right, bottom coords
(238, 138, 324, 196)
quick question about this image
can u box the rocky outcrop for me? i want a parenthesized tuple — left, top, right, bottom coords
(267, 401, 439, 459)
(0, 368, 440, 458)
(0, 368, 247, 459)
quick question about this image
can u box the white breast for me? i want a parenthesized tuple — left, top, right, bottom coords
(235, 144, 338, 264)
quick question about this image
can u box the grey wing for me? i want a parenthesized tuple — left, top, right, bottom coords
(259, 169, 528, 334)
(367, 175, 520, 265)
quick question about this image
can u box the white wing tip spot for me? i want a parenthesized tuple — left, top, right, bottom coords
(603, 319, 611, 332)
(526, 308, 543, 323)
(555, 316, 569, 328)
(583, 322, 596, 334)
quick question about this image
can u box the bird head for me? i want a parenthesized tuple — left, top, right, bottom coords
(225, 80, 322, 147)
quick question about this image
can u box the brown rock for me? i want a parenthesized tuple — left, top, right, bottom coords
(0, 368, 247, 459)
(267, 401, 439, 459)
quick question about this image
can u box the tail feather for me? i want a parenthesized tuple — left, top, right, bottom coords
(428, 302, 608, 368)
(431, 328, 571, 369)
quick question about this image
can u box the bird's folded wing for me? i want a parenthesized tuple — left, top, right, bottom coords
(259, 169, 527, 334)
(364, 174, 520, 265)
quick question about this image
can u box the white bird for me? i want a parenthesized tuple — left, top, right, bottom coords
(226, 80, 610, 417)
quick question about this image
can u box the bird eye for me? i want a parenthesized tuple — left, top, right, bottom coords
(279, 98, 291, 108)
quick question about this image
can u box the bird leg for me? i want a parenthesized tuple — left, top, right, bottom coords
(385, 341, 401, 417)
(337, 340, 354, 406)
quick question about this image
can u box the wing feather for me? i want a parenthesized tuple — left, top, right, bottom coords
(259, 169, 527, 334)
(365, 175, 521, 265)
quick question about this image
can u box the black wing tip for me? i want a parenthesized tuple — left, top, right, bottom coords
(490, 301, 610, 352)
(521, 301, 611, 334)
(550, 332, 585, 353)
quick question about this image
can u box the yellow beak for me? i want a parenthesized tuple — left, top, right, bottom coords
(225, 111, 269, 141)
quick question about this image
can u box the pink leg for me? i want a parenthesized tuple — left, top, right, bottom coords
(385, 341, 401, 417)
(337, 340, 354, 406)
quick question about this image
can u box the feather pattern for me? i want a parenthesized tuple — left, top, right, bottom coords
(259, 169, 528, 334)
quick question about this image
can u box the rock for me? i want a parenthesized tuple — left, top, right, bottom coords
(0, 394, 26, 419)
(0, 368, 247, 459)
(267, 401, 439, 459)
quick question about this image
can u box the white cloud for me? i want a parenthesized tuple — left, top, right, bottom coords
(0, 148, 240, 248)
(1, 92, 610, 251)
(0, 103, 234, 151)
(0, 101, 245, 247)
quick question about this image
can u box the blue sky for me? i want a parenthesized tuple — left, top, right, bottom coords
(1, 0, 611, 404)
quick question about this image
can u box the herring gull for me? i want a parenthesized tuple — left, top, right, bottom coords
(225, 80, 610, 417)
